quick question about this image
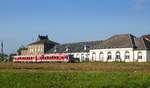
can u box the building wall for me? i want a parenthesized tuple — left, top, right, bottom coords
(68, 52, 90, 62)
(90, 48, 134, 62)
(147, 50, 150, 62)
(133, 50, 147, 62)
(20, 49, 28, 55)
(27, 44, 44, 55)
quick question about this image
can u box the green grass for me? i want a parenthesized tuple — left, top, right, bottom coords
(0, 70, 150, 88)
(1, 62, 150, 88)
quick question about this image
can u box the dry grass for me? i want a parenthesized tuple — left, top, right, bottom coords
(0, 62, 150, 72)
(1, 62, 150, 88)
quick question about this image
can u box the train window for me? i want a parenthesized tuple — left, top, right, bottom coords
(56, 56, 59, 59)
(61, 56, 64, 58)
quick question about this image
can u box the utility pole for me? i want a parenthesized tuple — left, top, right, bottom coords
(1, 40, 4, 59)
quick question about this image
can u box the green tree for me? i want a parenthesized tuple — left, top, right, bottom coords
(0, 53, 8, 62)
(17, 45, 26, 55)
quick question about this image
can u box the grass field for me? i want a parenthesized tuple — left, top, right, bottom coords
(1, 62, 150, 88)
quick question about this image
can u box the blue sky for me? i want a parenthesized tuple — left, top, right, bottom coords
(0, 0, 150, 54)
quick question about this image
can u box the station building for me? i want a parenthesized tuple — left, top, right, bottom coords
(19, 34, 150, 62)
(19, 35, 58, 55)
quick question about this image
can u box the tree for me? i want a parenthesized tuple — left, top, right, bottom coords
(0, 53, 8, 62)
(17, 45, 26, 55)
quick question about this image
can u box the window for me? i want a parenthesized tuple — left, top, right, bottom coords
(116, 51, 121, 59)
(138, 52, 142, 59)
(85, 54, 90, 61)
(38, 48, 40, 52)
(81, 54, 84, 60)
(34, 48, 36, 52)
(41, 48, 43, 52)
(99, 52, 104, 61)
(107, 52, 112, 60)
(86, 54, 89, 59)
(115, 51, 121, 61)
(125, 51, 130, 59)
(66, 47, 69, 52)
(92, 52, 96, 61)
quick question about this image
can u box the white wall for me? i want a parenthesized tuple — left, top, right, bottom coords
(68, 52, 90, 62)
(133, 50, 147, 62)
(90, 48, 134, 62)
(147, 50, 150, 62)
(66, 48, 148, 62)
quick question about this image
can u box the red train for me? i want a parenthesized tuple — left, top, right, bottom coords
(13, 53, 70, 63)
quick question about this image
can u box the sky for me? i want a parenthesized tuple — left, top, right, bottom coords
(0, 0, 150, 54)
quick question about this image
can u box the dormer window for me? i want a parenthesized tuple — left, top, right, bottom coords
(66, 47, 69, 52)
(84, 45, 87, 51)
(54, 46, 57, 52)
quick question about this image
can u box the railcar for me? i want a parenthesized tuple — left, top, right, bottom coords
(13, 53, 70, 63)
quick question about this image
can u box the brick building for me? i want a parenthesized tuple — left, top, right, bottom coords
(20, 35, 58, 55)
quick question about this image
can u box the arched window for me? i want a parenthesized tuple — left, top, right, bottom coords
(125, 51, 130, 59)
(85, 54, 90, 61)
(107, 52, 112, 60)
(137, 52, 142, 59)
(81, 54, 84, 60)
(92, 52, 96, 61)
(116, 51, 121, 59)
(115, 51, 121, 61)
(99, 52, 104, 61)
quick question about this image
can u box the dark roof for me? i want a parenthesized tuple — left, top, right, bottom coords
(28, 40, 58, 46)
(48, 41, 103, 53)
(142, 35, 150, 50)
(133, 37, 146, 50)
(93, 34, 150, 50)
(93, 34, 135, 49)
(20, 47, 28, 50)
(28, 35, 58, 46)
(48, 34, 150, 53)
